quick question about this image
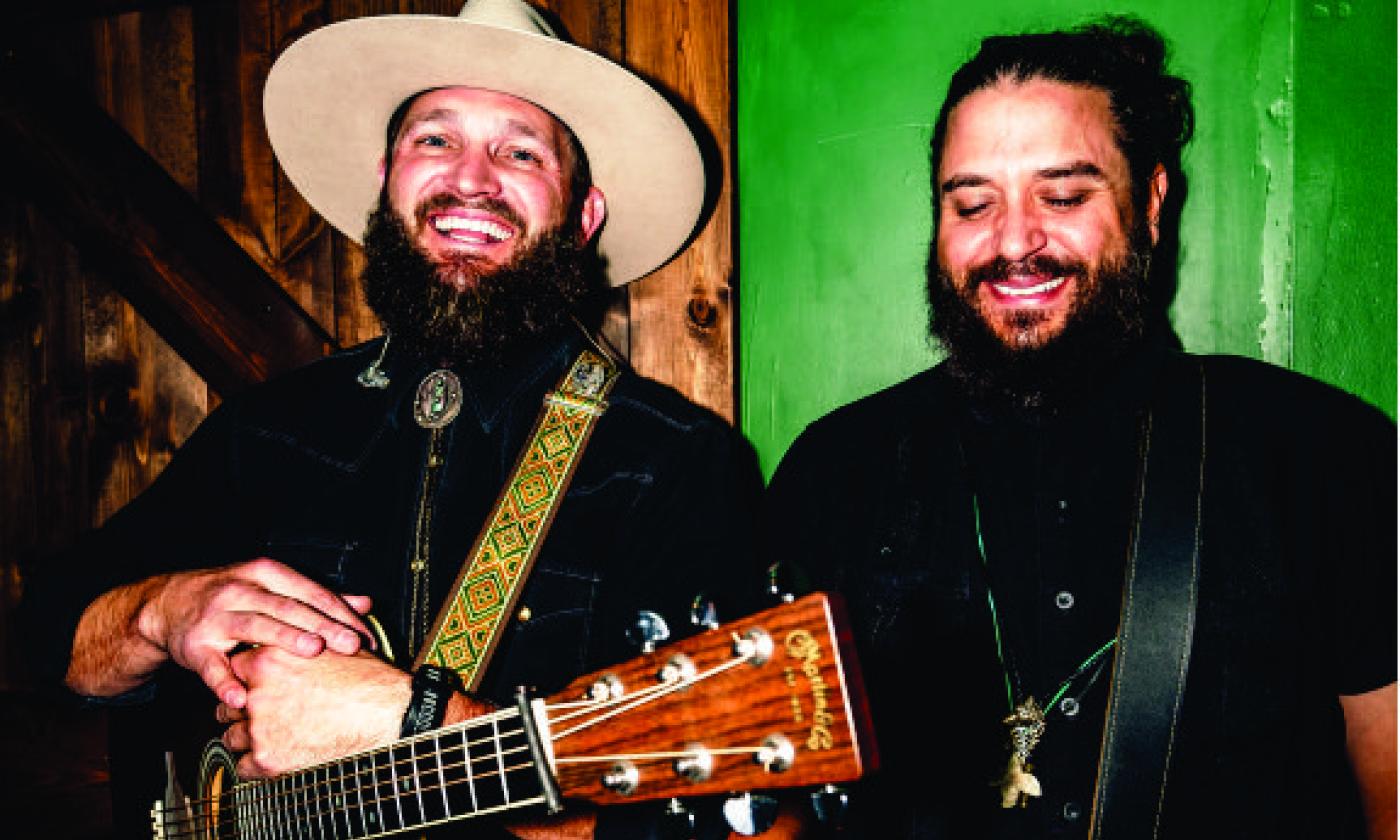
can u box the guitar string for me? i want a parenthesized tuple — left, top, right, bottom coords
(550, 653, 752, 740)
(161, 645, 765, 837)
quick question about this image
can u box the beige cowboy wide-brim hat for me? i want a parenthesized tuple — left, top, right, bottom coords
(264, 0, 704, 286)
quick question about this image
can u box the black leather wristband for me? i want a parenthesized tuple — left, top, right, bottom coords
(400, 664, 464, 738)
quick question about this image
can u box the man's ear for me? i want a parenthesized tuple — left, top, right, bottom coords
(577, 186, 607, 245)
(1147, 163, 1168, 246)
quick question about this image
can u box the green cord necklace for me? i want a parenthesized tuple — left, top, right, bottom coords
(971, 493, 1117, 809)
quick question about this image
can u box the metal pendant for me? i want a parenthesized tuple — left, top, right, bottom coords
(998, 696, 1046, 808)
(569, 358, 608, 398)
(413, 369, 463, 429)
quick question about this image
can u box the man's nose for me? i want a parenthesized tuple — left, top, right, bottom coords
(995, 201, 1047, 263)
(447, 149, 501, 196)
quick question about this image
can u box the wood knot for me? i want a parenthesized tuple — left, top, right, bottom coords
(686, 294, 718, 330)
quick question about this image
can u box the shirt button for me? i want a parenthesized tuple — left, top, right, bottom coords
(1054, 591, 1075, 610)
(1059, 697, 1080, 717)
(517, 605, 532, 623)
(1062, 801, 1082, 822)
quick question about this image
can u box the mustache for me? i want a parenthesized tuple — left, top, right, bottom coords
(965, 254, 1089, 288)
(414, 193, 527, 231)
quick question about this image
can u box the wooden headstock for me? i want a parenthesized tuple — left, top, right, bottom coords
(542, 593, 876, 805)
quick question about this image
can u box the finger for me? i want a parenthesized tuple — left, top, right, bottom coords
(236, 753, 271, 781)
(222, 721, 251, 753)
(192, 653, 247, 709)
(221, 608, 332, 659)
(214, 703, 247, 725)
(342, 594, 373, 615)
(241, 560, 373, 641)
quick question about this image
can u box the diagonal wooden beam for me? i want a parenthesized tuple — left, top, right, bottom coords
(0, 50, 335, 396)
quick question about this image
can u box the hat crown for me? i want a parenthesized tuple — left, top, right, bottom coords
(456, 0, 557, 38)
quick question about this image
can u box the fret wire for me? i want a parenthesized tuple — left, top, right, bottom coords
(352, 755, 368, 839)
(367, 750, 384, 836)
(434, 731, 452, 820)
(337, 759, 354, 839)
(297, 769, 311, 839)
(463, 720, 480, 814)
(290, 775, 303, 840)
(411, 740, 427, 825)
(492, 715, 511, 805)
(273, 775, 284, 840)
(320, 765, 336, 840)
(388, 742, 405, 829)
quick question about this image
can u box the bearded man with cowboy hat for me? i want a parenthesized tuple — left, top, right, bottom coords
(20, 1, 762, 836)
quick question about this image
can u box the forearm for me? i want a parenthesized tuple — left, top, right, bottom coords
(1341, 683, 1397, 840)
(65, 574, 171, 697)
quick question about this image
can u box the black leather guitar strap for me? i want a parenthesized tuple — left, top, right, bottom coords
(1089, 354, 1206, 839)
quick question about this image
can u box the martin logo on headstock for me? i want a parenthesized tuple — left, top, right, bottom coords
(151, 593, 877, 839)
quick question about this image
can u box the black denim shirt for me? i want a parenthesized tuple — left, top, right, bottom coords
(23, 329, 764, 837)
(763, 349, 1395, 839)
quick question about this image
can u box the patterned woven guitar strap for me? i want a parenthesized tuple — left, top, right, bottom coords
(412, 349, 620, 690)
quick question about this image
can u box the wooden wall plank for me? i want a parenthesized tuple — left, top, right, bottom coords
(623, 0, 735, 422)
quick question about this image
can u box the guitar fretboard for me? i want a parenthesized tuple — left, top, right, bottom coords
(198, 708, 545, 839)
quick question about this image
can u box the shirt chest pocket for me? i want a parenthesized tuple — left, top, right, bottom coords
(495, 565, 600, 690)
(260, 537, 359, 590)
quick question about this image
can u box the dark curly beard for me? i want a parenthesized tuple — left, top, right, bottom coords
(361, 198, 605, 367)
(926, 229, 1153, 415)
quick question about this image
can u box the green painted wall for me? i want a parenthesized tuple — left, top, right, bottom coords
(738, 0, 1397, 477)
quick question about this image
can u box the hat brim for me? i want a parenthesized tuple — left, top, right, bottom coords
(264, 15, 705, 286)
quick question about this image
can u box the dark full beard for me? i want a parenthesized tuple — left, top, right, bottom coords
(926, 233, 1153, 415)
(361, 200, 605, 367)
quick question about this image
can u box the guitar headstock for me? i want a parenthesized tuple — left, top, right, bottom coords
(541, 593, 876, 805)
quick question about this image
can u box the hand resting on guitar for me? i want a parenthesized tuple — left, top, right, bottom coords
(65, 557, 374, 708)
(218, 647, 495, 779)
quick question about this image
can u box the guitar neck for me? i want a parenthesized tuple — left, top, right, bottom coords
(221, 710, 543, 839)
(154, 593, 876, 839)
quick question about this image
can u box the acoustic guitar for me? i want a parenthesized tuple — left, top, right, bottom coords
(150, 593, 876, 839)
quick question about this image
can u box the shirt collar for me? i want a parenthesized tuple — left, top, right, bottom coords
(380, 328, 590, 434)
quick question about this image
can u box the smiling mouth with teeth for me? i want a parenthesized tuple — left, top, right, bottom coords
(991, 276, 1067, 298)
(430, 216, 515, 244)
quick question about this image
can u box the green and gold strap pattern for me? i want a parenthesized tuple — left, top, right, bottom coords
(413, 350, 619, 690)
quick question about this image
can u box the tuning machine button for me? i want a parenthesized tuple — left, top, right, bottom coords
(601, 762, 639, 796)
(809, 784, 851, 827)
(658, 654, 697, 685)
(658, 798, 696, 840)
(756, 734, 795, 773)
(766, 561, 798, 603)
(627, 610, 671, 653)
(674, 743, 713, 783)
(722, 792, 780, 836)
(690, 593, 720, 630)
(733, 628, 774, 665)
(587, 674, 624, 703)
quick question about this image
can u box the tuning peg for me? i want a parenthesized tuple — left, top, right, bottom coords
(722, 792, 779, 836)
(658, 797, 697, 840)
(766, 562, 798, 603)
(809, 784, 851, 828)
(626, 610, 671, 653)
(690, 594, 720, 630)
